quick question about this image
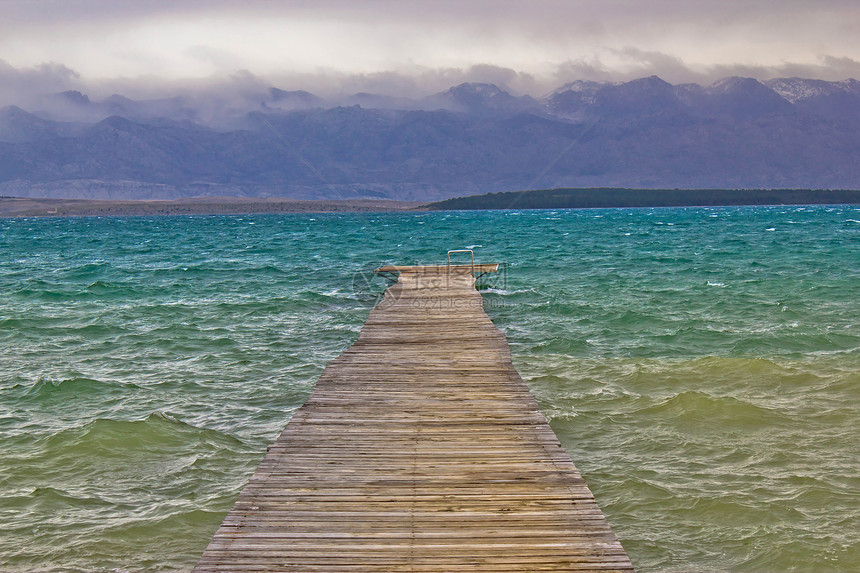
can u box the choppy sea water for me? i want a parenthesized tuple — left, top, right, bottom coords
(1, 206, 858, 572)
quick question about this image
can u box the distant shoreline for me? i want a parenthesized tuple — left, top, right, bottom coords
(0, 197, 424, 218)
(4, 188, 860, 218)
(425, 188, 860, 211)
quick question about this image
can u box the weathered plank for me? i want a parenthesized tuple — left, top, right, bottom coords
(193, 265, 634, 572)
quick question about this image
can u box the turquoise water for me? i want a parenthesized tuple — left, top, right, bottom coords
(1, 207, 858, 572)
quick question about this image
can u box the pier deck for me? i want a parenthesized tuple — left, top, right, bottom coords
(193, 265, 634, 572)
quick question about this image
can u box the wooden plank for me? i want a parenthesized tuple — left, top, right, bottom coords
(374, 264, 500, 274)
(193, 265, 634, 572)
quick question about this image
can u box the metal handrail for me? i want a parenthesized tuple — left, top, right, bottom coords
(447, 249, 475, 276)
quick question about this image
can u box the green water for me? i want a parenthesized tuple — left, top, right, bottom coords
(1, 207, 858, 571)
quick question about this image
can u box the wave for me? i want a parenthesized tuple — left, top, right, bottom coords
(38, 412, 246, 459)
(22, 485, 108, 509)
(635, 390, 788, 429)
(64, 261, 113, 280)
(20, 376, 136, 401)
(479, 287, 535, 296)
(10, 281, 87, 301)
(1, 409, 257, 571)
(83, 280, 139, 297)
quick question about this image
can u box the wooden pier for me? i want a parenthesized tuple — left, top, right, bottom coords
(193, 264, 634, 572)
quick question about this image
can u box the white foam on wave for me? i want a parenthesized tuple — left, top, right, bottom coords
(482, 287, 534, 296)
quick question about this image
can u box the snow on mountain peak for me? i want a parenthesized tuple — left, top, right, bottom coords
(766, 78, 853, 103)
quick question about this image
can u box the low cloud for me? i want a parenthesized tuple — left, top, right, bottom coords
(775, 57, 860, 81)
(697, 57, 860, 85)
(551, 52, 860, 88)
(0, 60, 81, 107)
(3, 1, 860, 105)
(4, 1, 860, 86)
(3, 54, 860, 121)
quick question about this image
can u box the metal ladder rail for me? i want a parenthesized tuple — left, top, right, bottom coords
(447, 249, 475, 276)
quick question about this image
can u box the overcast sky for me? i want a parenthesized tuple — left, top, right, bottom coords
(2, 0, 860, 101)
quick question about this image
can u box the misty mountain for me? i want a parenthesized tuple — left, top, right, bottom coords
(545, 80, 608, 119)
(342, 93, 418, 110)
(267, 88, 325, 110)
(1, 76, 859, 200)
(0, 106, 87, 142)
(422, 83, 544, 116)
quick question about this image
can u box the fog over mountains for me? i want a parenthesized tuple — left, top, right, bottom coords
(2, 75, 859, 201)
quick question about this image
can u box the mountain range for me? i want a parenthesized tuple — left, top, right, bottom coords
(1, 76, 859, 200)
